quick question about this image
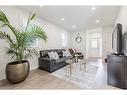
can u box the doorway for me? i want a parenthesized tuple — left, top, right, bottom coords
(87, 31, 102, 58)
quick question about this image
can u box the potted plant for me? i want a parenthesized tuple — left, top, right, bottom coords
(0, 10, 47, 83)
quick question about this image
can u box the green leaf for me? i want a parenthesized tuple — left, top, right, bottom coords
(0, 31, 14, 44)
(0, 10, 10, 24)
(0, 10, 47, 62)
(30, 13, 36, 21)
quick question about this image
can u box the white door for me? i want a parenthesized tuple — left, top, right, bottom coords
(88, 31, 102, 58)
(89, 38, 101, 57)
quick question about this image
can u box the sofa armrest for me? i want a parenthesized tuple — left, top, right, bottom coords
(38, 57, 56, 72)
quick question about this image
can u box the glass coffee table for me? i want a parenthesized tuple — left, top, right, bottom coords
(65, 59, 75, 76)
(65, 58, 87, 76)
(78, 59, 87, 71)
(74, 54, 79, 63)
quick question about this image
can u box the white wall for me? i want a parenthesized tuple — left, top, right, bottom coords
(116, 6, 127, 55)
(0, 6, 71, 80)
(86, 28, 102, 58)
(70, 31, 87, 57)
(70, 26, 113, 59)
(116, 6, 127, 34)
(102, 27, 114, 59)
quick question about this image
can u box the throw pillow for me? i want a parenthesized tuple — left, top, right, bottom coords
(66, 50, 72, 57)
(62, 51, 66, 57)
(54, 52, 59, 60)
(63, 50, 72, 57)
(48, 51, 56, 59)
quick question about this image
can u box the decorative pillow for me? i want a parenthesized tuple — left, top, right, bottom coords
(54, 52, 59, 60)
(66, 50, 72, 57)
(63, 50, 72, 57)
(73, 49, 76, 53)
(48, 51, 55, 59)
(62, 51, 66, 57)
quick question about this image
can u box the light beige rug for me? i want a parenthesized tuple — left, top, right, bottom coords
(51, 63, 98, 89)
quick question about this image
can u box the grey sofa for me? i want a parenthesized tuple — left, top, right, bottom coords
(38, 49, 72, 73)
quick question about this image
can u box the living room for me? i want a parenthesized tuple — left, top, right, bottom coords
(0, 5, 127, 90)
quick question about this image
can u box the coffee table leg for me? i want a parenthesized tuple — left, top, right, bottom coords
(80, 63, 87, 71)
(84, 63, 86, 71)
(75, 57, 78, 63)
(70, 64, 72, 76)
(80, 64, 82, 71)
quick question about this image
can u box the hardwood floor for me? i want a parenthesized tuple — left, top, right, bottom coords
(89, 58, 119, 89)
(0, 69, 79, 89)
(0, 58, 119, 89)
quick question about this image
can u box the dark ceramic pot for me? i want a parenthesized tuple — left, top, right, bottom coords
(6, 60, 29, 83)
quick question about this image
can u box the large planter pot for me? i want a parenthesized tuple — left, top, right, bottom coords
(6, 60, 29, 83)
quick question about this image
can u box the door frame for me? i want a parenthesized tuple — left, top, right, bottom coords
(86, 30, 102, 58)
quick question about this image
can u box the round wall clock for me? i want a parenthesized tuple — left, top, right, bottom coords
(75, 33, 82, 43)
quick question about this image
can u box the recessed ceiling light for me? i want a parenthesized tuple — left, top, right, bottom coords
(92, 6, 96, 10)
(96, 20, 100, 23)
(72, 25, 76, 28)
(61, 18, 65, 21)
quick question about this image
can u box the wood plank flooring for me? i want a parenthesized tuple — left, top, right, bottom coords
(0, 58, 120, 89)
(0, 69, 79, 89)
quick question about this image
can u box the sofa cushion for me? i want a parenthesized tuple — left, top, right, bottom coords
(40, 50, 49, 58)
(39, 49, 72, 73)
(57, 50, 62, 56)
(66, 50, 72, 57)
(48, 51, 56, 59)
(63, 50, 72, 57)
(40, 49, 65, 58)
(54, 52, 59, 60)
(55, 57, 66, 64)
(40, 50, 56, 58)
(62, 51, 66, 57)
(57, 49, 62, 54)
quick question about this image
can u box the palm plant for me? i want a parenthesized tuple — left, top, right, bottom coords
(0, 10, 47, 63)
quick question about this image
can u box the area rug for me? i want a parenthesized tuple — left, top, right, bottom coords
(51, 63, 98, 89)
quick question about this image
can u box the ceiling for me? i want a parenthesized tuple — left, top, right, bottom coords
(19, 6, 120, 32)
